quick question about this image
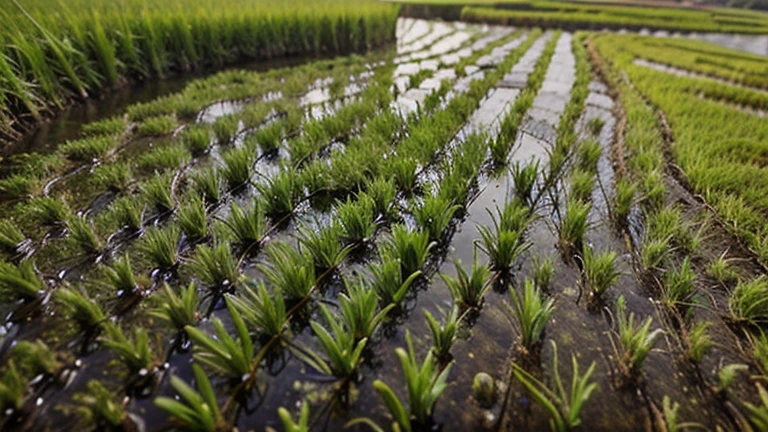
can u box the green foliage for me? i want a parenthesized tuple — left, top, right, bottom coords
(66, 215, 103, 255)
(8, 339, 60, 378)
(558, 199, 590, 251)
(92, 162, 133, 192)
(412, 195, 460, 242)
(221, 147, 255, 190)
(380, 225, 434, 277)
(337, 194, 377, 243)
(222, 200, 266, 250)
(0, 260, 45, 302)
(138, 226, 180, 270)
(577, 140, 601, 174)
(258, 169, 303, 217)
(149, 283, 199, 332)
(155, 363, 226, 432)
(186, 300, 253, 378)
(685, 321, 711, 364)
(369, 258, 421, 305)
(511, 160, 539, 205)
(138, 146, 190, 172)
(298, 224, 350, 272)
(441, 257, 492, 308)
(717, 363, 748, 393)
(55, 287, 106, 330)
(663, 258, 696, 308)
(300, 304, 367, 378)
(581, 246, 620, 300)
(729, 276, 768, 325)
(532, 255, 555, 290)
(279, 402, 310, 432)
(364, 177, 397, 219)
(340, 279, 393, 341)
(425, 307, 461, 359)
(188, 243, 238, 290)
(137, 115, 178, 136)
(140, 174, 175, 213)
(259, 241, 315, 300)
(615, 296, 662, 376)
(508, 280, 555, 348)
(104, 196, 143, 232)
(213, 114, 240, 145)
(27, 196, 70, 226)
(227, 281, 286, 339)
(178, 194, 209, 241)
(100, 322, 154, 375)
(71, 381, 126, 430)
(613, 177, 636, 224)
(0, 362, 26, 414)
(191, 167, 222, 204)
(707, 254, 738, 285)
(59, 135, 117, 161)
(102, 255, 141, 295)
(476, 204, 532, 271)
(568, 169, 595, 204)
(182, 125, 211, 156)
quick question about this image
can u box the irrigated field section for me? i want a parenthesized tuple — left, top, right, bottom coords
(1, 11, 768, 432)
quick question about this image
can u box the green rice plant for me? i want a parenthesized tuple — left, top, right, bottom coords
(100, 322, 154, 375)
(279, 402, 310, 432)
(581, 246, 620, 300)
(66, 215, 103, 256)
(745, 384, 768, 432)
(258, 169, 303, 217)
(495, 199, 534, 233)
(613, 178, 636, 224)
(588, 118, 605, 136)
(140, 174, 175, 213)
(59, 135, 117, 162)
(558, 199, 591, 252)
(425, 307, 461, 360)
(55, 287, 106, 331)
(221, 200, 266, 250)
(533, 255, 555, 290)
(155, 363, 226, 432)
(138, 226, 180, 270)
(707, 253, 738, 285)
(182, 125, 212, 156)
(369, 259, 421, 305)
(511, 160, 539, 205)
(615, 296, 662, 376)
(577, 140, 601, 174)
(413, 195, 460, 242)
(185, 300, 252, 379)
(178, 195, 208, 241)
(300, 224, 352, 272)
(752, 331, 768, 375)
(0, 174, 41, 200)
(475, 203, 533, 271)
(82, 117, 127, 137)
(71, 381, 126, 430)
(568, 169, 595, 203)
(226, 281, 286, 339)
(149, 283, 199, 332)
(188, 243, 238, 290)
(0, 362, 26, 414)
(138, 146, 190, 172)
(685, 321, 711, 363)
(441, 258, 492, 309)
(339, 280, 393, 341)
(661, 396, 683, 432)
(373, 331, 453, 431)
(249, 120, 284, 154)
(512, 341, 597, 432)
(380, 225, 434, 277)
(259, 241, 315, 300)
(105, 196, 143, 232)
(299, 304, 367, 378)
(137, 115, 178, 136)
(508, 280, 556, 349)
(0, 260, 45, 302)
(728, 276, 768, 325)
(662, 258, 696, 308)
(191, 168, 221, 204)
(213, 114, 240, 145)
(364, 177, 397, 219)
(92, 162, 133, 192)
(389, 157, 419, 194)
(641, 237, 670, 272)
(336, 195, 377, 243)
(0, 219, 26, 255)
(717, 363, 748, 393)
(27, 196, 69, 225)
(8, 339, 60, 378)
(642, 170, 666, 211)
(102, 255, 141, 295)
(221, 147, 255, 190)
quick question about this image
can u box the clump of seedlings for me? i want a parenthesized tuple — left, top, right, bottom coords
(577, 140, 601, 174)
(259, 241, 315, 300)
(508, 280, 556, 349)
(0, 220, 26, 255)
(221, 147, 255, 191)
(55, 287, 106, 332)
(104, 197, 144, 233)
(279, 402, 310, 432)
(298, 224, 351, 273)
(707, 253, 738, 285)
(745, 384, 768, 430)
(364, 177, 397, 219)
(425, 307, 461, 360)
(339, 280, 393, 341)
(476, 202, 533, 271)
(0, 362, 27, 415)
(258, 169, 303, 217)
(178, 195, 209, 241)
(8, 339, 62, 379)
(100, 323, 155, 376)
(512, 341, 597, 432)
(0, 260, 45, 302)
(613, 177, 636, 225)
(372, 331, 453, 432)
(102, 255, 143, 297)
(336, 195, 377, 244)
(369, 259, 421, 305)
(227, 281, 286, 340)
(212, 114, 240, 145)
(662, 258, 696, 309)
(413, 195, 460, 243)
(59, 135, 117, 162)
(138, 226, 181, 271)
(248, 120, 284, 154)
(615, 296, 662, 377)
(299, 304, 368, 378)
(92, 162, 133, 192)
(155, 363, 227, 432)
(188, 243, 239, 292)
(380, 225, 434, 277)
(389, 157, 419, 194)
(191, 168, 222, 204)
(532, 255, 555, 290)
(186, 300, 253, 379)
(140, 174, 175, 214)
(137, 115, 178, 136)
(441, 257, 493, 309)
(581, 246, 620, 302)
(568, 169, 595, 203)
(70, 381, 130, 431)
(0, 174, 41, 200)
(138, 146, 190, 172)
(558, 199, 591, 253)
(182, 124, 212, 156)
(511, 160, 539, 205)
(27, 196, 70, 226)
(728, 276, 768, 325)
(685, 321, 712, 363)
(149, 283, 199, 333)
(221, 200, 266, 252)
(66, 215, 104, 256)
(588, 117, 605, 136)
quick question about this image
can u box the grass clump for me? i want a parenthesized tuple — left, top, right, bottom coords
(476, 203, 533, 271)
(213, 114, 240, 145)
(59, 135, 117, 161)
(92, 162, 133, 192)
(140, 174, 175, 213)
(104, 197, 143, 232)
(149, 283, 199, 332)
(558, 199, 591, 252)
(82, 117, 127, 137)
(0, 174, 41, 200)
(425, 307, 461, 360)
(66, 215, 104, 256)
(685, 321, 712, 364)
(70, 381, 128, 430)
(221, 147, 255, 191)
(364, 177, 397, 219)
(577, 140, 601, 174)
(0, 362, 26, 415)
(728, 276, 768, 325)
(369, 259, 421, 305)
(182, 125, 211, 156)
(508, 280, 556, 349)
(138, 226, 180, 271)
(258, 169, 303, 217)
(0, 220, 27, 255)
(380, 225, 434, 277)
(339, 280, 393, 341)
(662, 258, 696, 309)
(178, 195, 209, 241)
(55, 287, 106, 331)
(191, 168, 221, 204)
(298, 224, 350, 272)
(533, 255, 555, 290)
(707, 253, 738, 285)
(227, 281, 286, 339)
(279, 402, 310, 432)
(615, 296, 662, 376)
(102, 255, 142, 296)
(137, 115, 178, 136)
(581, 246, 620, 301)
(100, 323, 154, 375)
(259, 241, 314, 300)
(9, 340, 60, 378)
(188, 243, 238, 291)
(221, 200, 266, 251)
(138, 146, 190, 172)
(336, 195, 377, 244)
(441, 258, 492, 309)
(413, 195, 460, 242)
(569, 169, 595, 203)
(511, 160, 539, 205)
(300, 304, 368, 378)
(27, 196, 70, 226)
(186, 300, 252, 379)
(155, 363, 226, 432)
(0, 260, 45, 302)
(613, 178, 636, 225)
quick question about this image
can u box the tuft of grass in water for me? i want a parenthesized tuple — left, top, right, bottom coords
(279, 402, 310, 432)
(686, 321, 711, 363)
(380, 225, 434, 277)
(27, 196, 70, 226)
(641, 237, 670, 272)
(0, 219, 26, 255)
(339, 279, 393, 341)
(588, 118, 605, 136)
(476, 203, 533, 271)
(0, 174, 41, 200)
(661, 396, 684, 432)
(336, 195, 376, 243)
(577, 140, 601, 174)
(213, 114, 240, 145)
(558, 199, 591, 252)
(581, 246, 620, 300)
(66, 215, 103, 256)
(613, 177, 636, 226)
(512, 341, 597, 432)
(298, 224, 350, 272)
(186, 300, 252, 379)
(642, 170, 666, 211)
(615, 296, 662, 376)
(746, 384, 768, 431)
(364, 177, 397, 219)
(182, 125, 211, 156)
(0, 260, 45, 302)
(299, 304, 367, 378)
(728, 276, 768, 325)
(191, 168, 221, 204)
(707, 253, 738, 285)
(149, 283, 198, 332)
(137, 115, 178, 136)
(138, 226, 180, 270)
(372, 330, 453, 431)
(717, 363, 748, 394)
(100, 322, 153, 375)
(425, 307, 461, 360)
(9, 339, 60, 378)
(138, 146, 190, 172)
(59, 135, 117, 161)
(92, 162, 133, 192)
(71, 381, 127, 430)
(258, 169, 303, 217)
(369, 259, 421, 306)
(227, 281, 286, 339)
(248, 120, 283, 154)
(0, 361, 26, 414)
(221, 147, 255, 190)
(413, 195, 460, 242)
(222, 200, 266, 251)
(511, 160, 539, 205)
(188, 243, 238, 290)
(104, 196, 143, 232)
(55, 287, 106, 331)
(533, 255, 555, 290)
(102, 255, 141, 296)
(259, 241, 315, 300)
(569, 169, 595, 203)
(508, 280, 556, 349)
(82, 117, 127, 137)
(663, 258, 696, 308)
(154, 363, 226, 432)
(140, 174, 175, 213)
(441, 257, 492, 309)
(178, 194, 208, 241)
(389, 157, 419, 194)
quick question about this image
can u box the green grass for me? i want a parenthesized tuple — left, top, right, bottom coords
(188, 243, 239, 290)
(59, 135, 118, 162)
(0, 260, 45, 302)
(728, 276, 768, 325)
(259, 241, 315, 300)
(508, 280, 555, 349)
(138, 226, 180, 270)
(413, 195, 461, 242)
(381, 225, 435, 277)
(441, 257, 493, 309)
(155, 363, 227, 432)
(221, 200, 266, 251)
(149, 283, 199, 332)
(177, 195, 208, 241)
(615, 296, 662, 376)
(581, 246, 620, 301)
(369, 258, 422, 305)
(227, 281, 286, 339)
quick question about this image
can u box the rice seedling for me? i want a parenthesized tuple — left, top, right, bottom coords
(226, 281, 286, 339)
(558, 199, 591, 252)
(66, 215, 104, 256)
(140, 174, 175, 213)
(138, 146, 190, 172)
(751, 331, 768, 375)
(728, 276, 768, 325)
(661, 396, 684, 432)
(577, 140, 601, 174)
(298, 224, 351, 272)
(59, 135, 117, 162)
(55, 287, 106, 331)
(0, 174, 41, 200)
(105, 196, 144, 232)
(641, 237, 670, 272)
(298, 304, 368, 378)
(476, 204, 533, 272)
(8, 339, 60, 379)
(0, 362, 26, 415)
(581, 246, 620, 301)
(685, 321, 711, 363)
(137, 115, 178, 136)
(182, 125, 212, 156)
(185, 300, 253, 379)
(745, 384, 768, 431)
(373, 331, 453, 431)
(615, 296, 662, 376)
(707, 253, 738, 285)
(613, 178, 636, 224)
(642, 170, 666, 211)
(70, 381, 127, 430)
(258, 169, 303, 217)
(425, 307, 461, 360)
(155, 363, 226, 432)
(92, 162, 133, 192)
(279, 402, 310, 432)
(191, 168, 221, 204)
(27, 196, 70, 226)
(82, 117, 127, 137)
(369, 259, 421, 306)
(380, 225, 434, 277)
(0, 260, 45, 302)
(213, 114, 240, 145)
(149, 282, 199, 332)
(102, 255, 142, 296)
(221, 147, 255, 190)
(508, 280, 556, 349)
(662, 258, 696, 308)
(249, 120, 284, 154)
(512, 341, 597, 432)
(0, 220, 26, 255)
(412, 195, 460, 242)
(441, 258, 493, 309)
(221, 200, 266, 251)
(717, 363, 748, 394)
(364, 177, 397, 219)
(100, 322, 154, 375)
(568, 169, 595, 203)
(138, 226, 180, 271)
(588, 118, 605, 136)
(389, 157, 419, 194)
(533, 255, 555, 290)
(336, 195, 377, 244)
(511, 160, 539, 205)
(259, 241, 315, 300)
(178, 195, 209, 241)
(188, 243, 238, 291)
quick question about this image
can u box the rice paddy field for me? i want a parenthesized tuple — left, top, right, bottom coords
(2, 3, 768, 432)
